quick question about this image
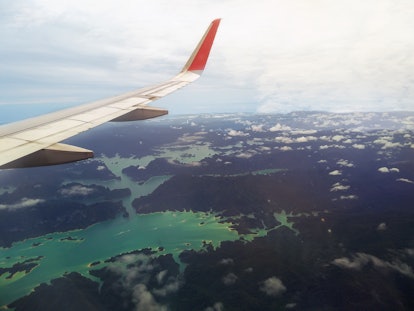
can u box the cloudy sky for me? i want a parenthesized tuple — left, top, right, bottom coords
(1, 0, 414, 122)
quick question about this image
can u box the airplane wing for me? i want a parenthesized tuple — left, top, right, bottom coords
(0, 19, 221, 169)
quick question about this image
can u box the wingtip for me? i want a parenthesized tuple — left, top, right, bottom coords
(181, 19, 221, 74)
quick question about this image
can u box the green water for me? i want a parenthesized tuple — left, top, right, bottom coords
(0, 146, 293, 307)
(0, 211, 238, 306)
(0, 148, 235, 307)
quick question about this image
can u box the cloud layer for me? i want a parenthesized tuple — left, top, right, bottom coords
(1, 0, 414, 117)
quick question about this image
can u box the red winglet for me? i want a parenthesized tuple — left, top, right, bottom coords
(182, 19, 221, 74)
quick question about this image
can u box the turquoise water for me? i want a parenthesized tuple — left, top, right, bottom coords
(0, 147, 296, 307)
(0, 211, 238, 306)
(0, 151, 237, 307)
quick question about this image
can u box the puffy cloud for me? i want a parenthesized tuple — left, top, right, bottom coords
(204, 302, 224, 311)
(218, 258, 234, 265)
(260, 277, 286, 296)
(330, 182, 350, 192)
(269, 123, 291, 132)
(280, 146, 293, 151)
(227, 129, 249, 137)
(378, 167, 399, 173)
(235, 151, 256, 159)
(295, 136, 317, 143)
(251, 124, 265, 132)
(329, 170, 342, 176)
(152, 280, 180, 297)
(382, 142, 403, 149)
(336, 159, 354, 167)
(352, 144, 365, 149)
(374, 138, 403, 149)
(0, 198, 45, 210)
(332, 252, 414, 278)
(156, 270, 168, 285)
(106, 253, 181, 309)
(377, 222, 387, 231)
(222, 273, 238, 286)
(286, 303, 297, 309)
(332, 135, 345, 142)
(59, 184, 95, 196)
(132, 284, 166, 311)
(378, 167, 389, 173)
(275, 136, 294, 144)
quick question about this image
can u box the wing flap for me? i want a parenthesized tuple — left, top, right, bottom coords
(1, 143, 93, 168)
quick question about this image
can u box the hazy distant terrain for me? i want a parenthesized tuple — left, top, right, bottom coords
(1, 112, 414, 310)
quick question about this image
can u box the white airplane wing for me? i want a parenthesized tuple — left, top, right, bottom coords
(0, 19, 221, 169)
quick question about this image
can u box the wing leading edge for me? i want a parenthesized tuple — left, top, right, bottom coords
(0, 19, 221, 169)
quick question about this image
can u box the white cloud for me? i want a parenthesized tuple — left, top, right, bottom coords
(329, 170, 342, 176)
(330, 182, 350, 192)
(59, 184, 95, 196)
(374, 138, 403, 149)
(132, 284, 166, 311)
(219, 258, 234, 265)
(377, 222, 387, 231)
(279, 146, 293, 151)
(295, 136, 318, 143)
(269, 123, 291, 132)
(156, 270, 168, 285)
(292, 129, 317, 135)
(378, 167, 399, 174)
(204, 302, 224, 311)
(0, 198, 45, 210)
(339, 195, 358, 200)
(235, 151, 256, 158)
(352, 144, 365, 149)
(222, 273, 238, 286)
(107, 253, 179, 309)
(227, 129, 249, 137)
(286, 303, 297, 309)
(275, 136, 294, 144)
(378, 167, 390, 173)
(260, 277, 286, 296)
(397, 178, 414, 184)
(152, 280, 180, 297)
(3, 0, 414, 116)
(332, 135, 345, 142)
(332, 252, 414, 279)
(337, 159, 354, 167)
(382, 142, 403, 149)
(251, 124, 265, 132)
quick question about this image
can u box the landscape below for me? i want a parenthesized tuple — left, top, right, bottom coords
(1, 112, 413, 310)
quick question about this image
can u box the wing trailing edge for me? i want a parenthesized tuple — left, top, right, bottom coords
(0, 19, 221, 169)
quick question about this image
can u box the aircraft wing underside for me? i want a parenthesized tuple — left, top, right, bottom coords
(0, 19, 221, 169)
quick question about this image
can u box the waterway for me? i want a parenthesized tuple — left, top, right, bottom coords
(0, 145, 239, 307)
(0, 144, 297, 307)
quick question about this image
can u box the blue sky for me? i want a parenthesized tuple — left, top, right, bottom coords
(1, 0, 414, 123)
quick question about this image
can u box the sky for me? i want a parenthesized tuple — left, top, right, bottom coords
(1, 0, 414, 123)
